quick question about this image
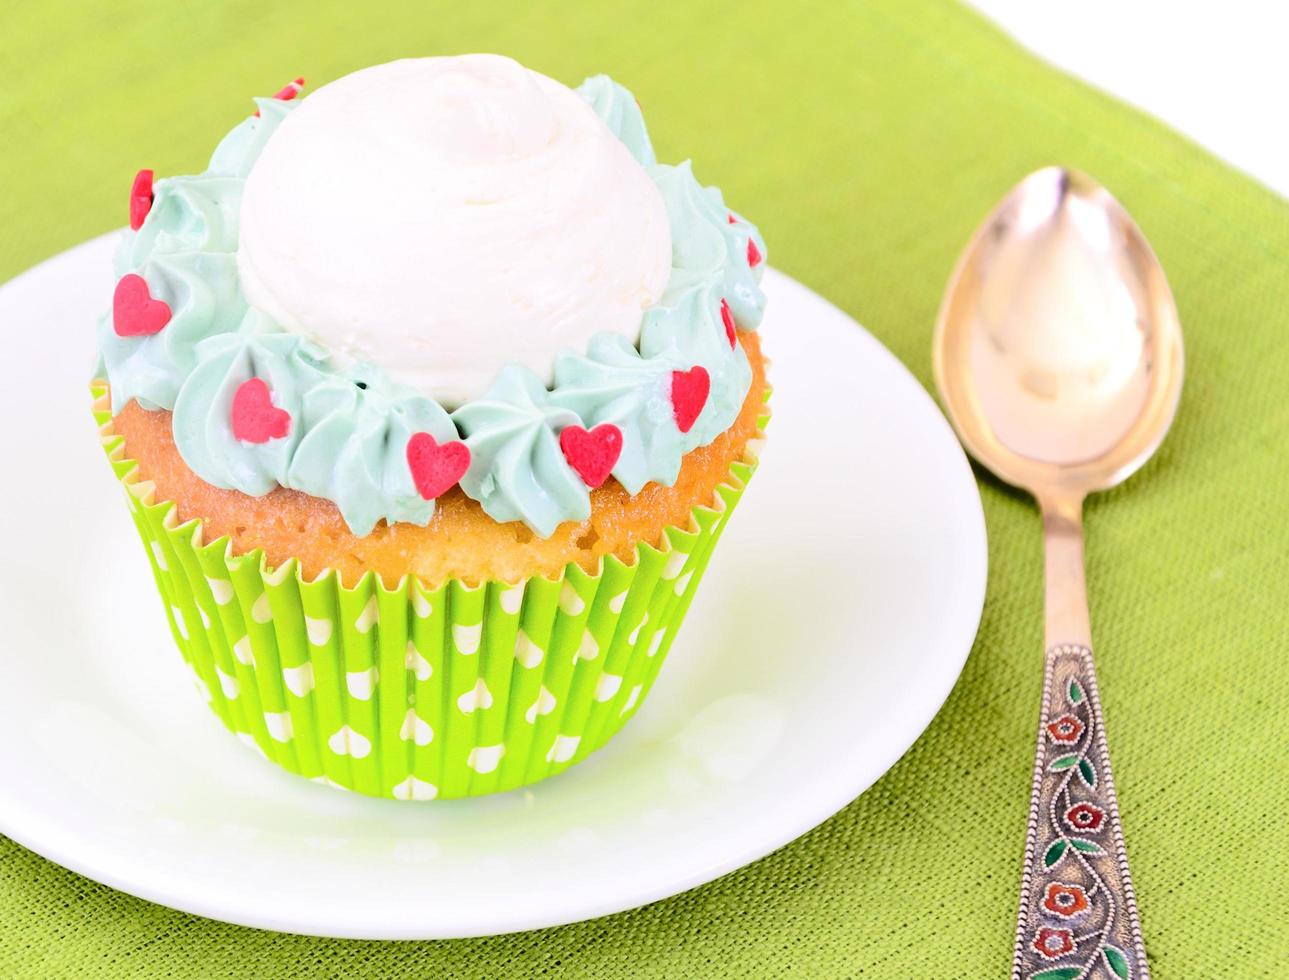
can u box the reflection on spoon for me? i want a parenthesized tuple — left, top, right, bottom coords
(969, 172, 1152, 464)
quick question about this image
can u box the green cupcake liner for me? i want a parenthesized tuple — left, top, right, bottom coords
(92, 385, 767, 800)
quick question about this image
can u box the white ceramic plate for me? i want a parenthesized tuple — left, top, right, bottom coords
(0, 236, 986, 939)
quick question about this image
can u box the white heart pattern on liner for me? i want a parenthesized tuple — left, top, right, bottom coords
(648, 629, 665, 657)
(327, 724, 371, 759)
(305, 616, 333, 645)
(150, 540, 168, 571)
(628, 613, 649, 645)
(233, 636, 255, 666)
(391, 776, 438, 801)
(514, 630, 544, 669)
(282, 662, 315, 697)
(558, 581, 585, 616)
(499, 584, 525, 615)
(573, 631, 599, 664)
(264, 711, 293, 742)
(346, 667, 378, 701)
(399, 709, 434, 746)
(545, 734, 581, 764)
(251, 592, 273, 624)
(171, 606, 188, 640)
(404, 641, 433, 680)
(466, 743, 506, 774)
(608, 590, 628, 614)
(673, 571, 693, 596)
(456, 678, 493, 714)
(354, 595, 379, 633)
(525, 686, 557, 724)
(411, 589, 432, 618)
(215, 666, 239, 699)
(595, 673, 622, 703)
(620, 683, 643, 716)
(452, 622, 481, 655)
(206, 575, 235, 606)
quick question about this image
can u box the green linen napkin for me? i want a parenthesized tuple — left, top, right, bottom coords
(1, 0, 1285, 975)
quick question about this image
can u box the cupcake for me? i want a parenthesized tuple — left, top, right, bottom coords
(93, 54, 769, 800)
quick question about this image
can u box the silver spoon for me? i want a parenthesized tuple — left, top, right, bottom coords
(934, 167, 1183, 980)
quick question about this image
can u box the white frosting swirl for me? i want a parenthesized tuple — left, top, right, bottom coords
(237, 54, 672, 407)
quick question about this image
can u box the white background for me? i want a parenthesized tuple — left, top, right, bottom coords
(972, 1, 1287, 197)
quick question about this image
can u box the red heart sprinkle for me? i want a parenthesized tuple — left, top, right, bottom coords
(113, 274, 171, 337)
(720, 298, 737, 348)
(255, 77, 305, 116)
(747, 237, 762, 267)
(406, 432, 470, 501)
(231, 378, 292, 444)
(560, 423, 623, 488)
(273, 76, 306, 101)
(727, 213, 736, 224)
(671, 366, 710, 434)
(129, 169, 154, 231)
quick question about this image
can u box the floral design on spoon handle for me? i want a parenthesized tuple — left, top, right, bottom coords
(1012, 644, 1149, 980)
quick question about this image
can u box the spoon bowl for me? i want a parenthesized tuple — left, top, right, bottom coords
(933, 167, 1183, 503)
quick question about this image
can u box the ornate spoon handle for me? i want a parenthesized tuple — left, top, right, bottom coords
(1012, 643, 1148, 980)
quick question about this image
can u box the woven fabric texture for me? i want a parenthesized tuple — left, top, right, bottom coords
(1, 0, 1286, 976)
